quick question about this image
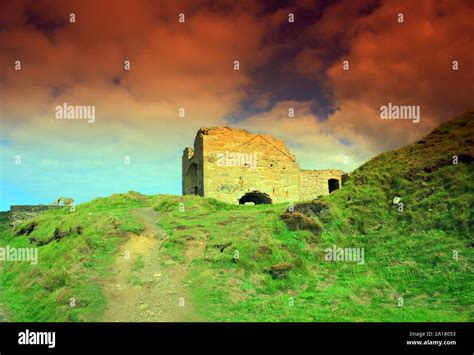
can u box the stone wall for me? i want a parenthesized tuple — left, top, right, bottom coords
(9, 205, 61, 227)
(182, 133, 205, 196)
(299, 169, 344, 200)
(182, 127, 345, 204)
(202, 127, 301, 204)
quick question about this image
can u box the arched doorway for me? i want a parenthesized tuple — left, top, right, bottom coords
(238, 191, 272, 205)
(328, 178, 339, 193)
(185, 163, 198, 195)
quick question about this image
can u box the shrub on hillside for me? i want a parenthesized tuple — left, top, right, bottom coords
(281, 211, 322, 234)
(292, 199, 331, 218)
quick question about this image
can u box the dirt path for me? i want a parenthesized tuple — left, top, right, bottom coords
(102, 208, 205, 322)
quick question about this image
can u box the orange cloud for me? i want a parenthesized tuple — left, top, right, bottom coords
(291, 0, 474, 151)
(0, 0, 280, 125)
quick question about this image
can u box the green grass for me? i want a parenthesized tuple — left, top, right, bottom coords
(0, 192, 151, 321)
(0, 111, 473, 322)
(156, 111, 474, 322)
(131, 256, 145, 272)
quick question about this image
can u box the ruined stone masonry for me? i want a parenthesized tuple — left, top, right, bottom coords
(182, 127, 345, 204)
(8, 197, 73, 227)
(8, 205, 61, 227)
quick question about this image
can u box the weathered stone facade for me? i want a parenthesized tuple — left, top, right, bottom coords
(182, 127, 345, 204)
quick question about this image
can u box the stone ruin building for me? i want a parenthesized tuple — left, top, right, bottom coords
(182, 127, 345, 205)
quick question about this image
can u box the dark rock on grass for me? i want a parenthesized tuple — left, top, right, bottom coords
(270, 262, 294, 279)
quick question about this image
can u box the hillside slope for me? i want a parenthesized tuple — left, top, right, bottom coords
(0, 110, 472, 322)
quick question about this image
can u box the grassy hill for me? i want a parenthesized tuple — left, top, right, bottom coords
(0, 110, 473, 322)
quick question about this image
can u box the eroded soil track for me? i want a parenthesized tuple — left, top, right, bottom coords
(102, 208, 204, 322)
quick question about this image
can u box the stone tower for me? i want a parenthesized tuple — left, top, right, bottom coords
(182, 127, 344, 204)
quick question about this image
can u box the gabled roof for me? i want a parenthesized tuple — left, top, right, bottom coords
(237, 134, 296, 162)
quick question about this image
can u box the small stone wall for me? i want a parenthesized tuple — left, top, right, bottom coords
(9, 205, 62, 227)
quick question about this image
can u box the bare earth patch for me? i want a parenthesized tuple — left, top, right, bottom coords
(102, 208, 204, 322)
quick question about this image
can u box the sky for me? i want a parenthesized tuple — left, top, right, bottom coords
(0, 0, 473, 210)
